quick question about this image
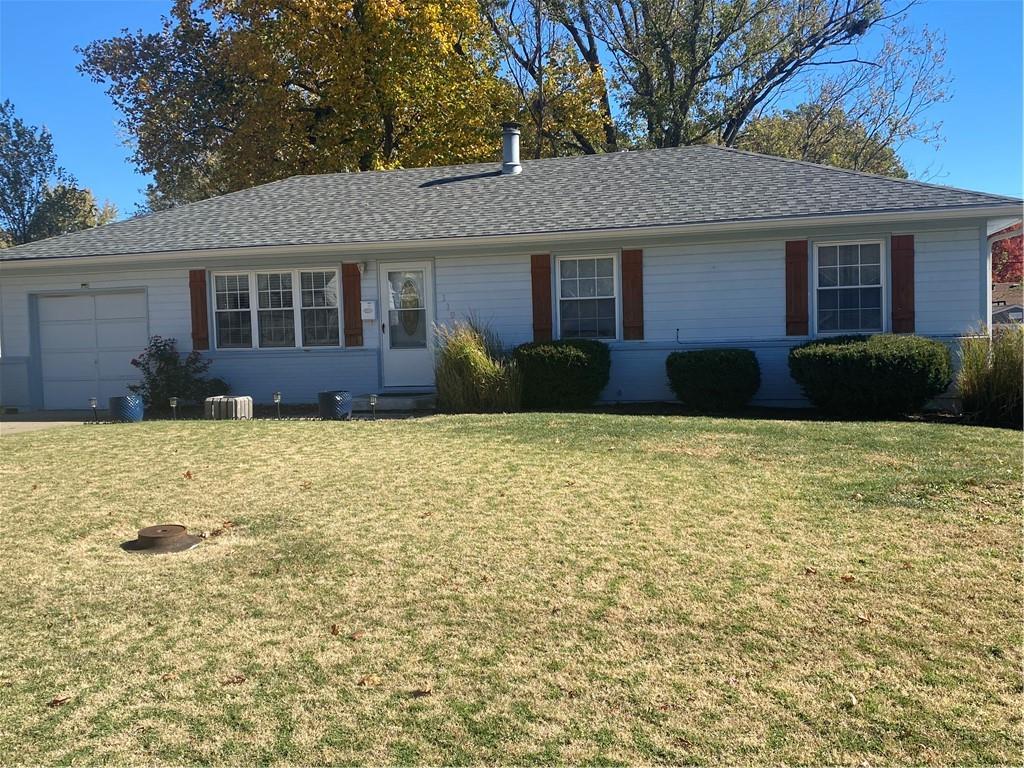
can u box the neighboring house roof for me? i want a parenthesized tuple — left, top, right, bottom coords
(992, 282, 1023, 307)
(3, 144, 1021, 262)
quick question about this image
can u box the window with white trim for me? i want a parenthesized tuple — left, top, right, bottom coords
(815, 242, 884, 333)
(214, 274, 252, 348)
(212, 269, 342, 349)
(256, 272, 295, 347)
(300, 270, 340, 346)
(557, 255, 617, 339)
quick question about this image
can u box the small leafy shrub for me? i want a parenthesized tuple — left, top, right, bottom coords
(958, 325, 1023, 428)
(129, 336, 228, 411)
(788, 334, 952, 418)
(434, 321, 521, 413)
(666, 349, 761, 412)
(513, 339, 610, 409)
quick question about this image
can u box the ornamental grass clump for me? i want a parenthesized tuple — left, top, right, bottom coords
(788, 334, 952, 419)
(958, 325, 1023, 428)
(434, 321, 521, 413)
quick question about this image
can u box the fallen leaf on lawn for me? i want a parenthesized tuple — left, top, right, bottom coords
(183, 470, 194, 480)
(47, 695, 70, 708)
(221, 674, 246, 686)
(31, 484, 38, 491)
(350, 630, 365, 641)
(856, 614, 871, 625)
(356, 675, 378, 687)
(161, 672, 177, 682)
(300, 481, 312, 490)
(409, 686, 432, 698)
(853, 493, 863, 500)
(841, 574, 856, 583)
(849, 692, 858, 707)
(804, 567, 818, 576)
(420, 511, 432, 518)
(330, 624, 340, 636)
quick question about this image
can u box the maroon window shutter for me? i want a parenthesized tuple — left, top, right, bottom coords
(785, 240, 809, 336)
(621, 248, 644, 340)
(188, 269, 209, 350)
(531, 253, 553, 341)
(890, 235, 915, 333)
(341, 263, 363, 347)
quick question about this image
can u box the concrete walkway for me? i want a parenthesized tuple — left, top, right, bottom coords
(0, 411, 91, 436)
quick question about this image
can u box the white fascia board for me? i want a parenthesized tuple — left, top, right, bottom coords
(2, 203, 1022, 271)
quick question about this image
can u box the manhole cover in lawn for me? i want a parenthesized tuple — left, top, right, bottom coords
(122, 524, 202, 554)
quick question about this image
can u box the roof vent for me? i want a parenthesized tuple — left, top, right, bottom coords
(501, 122, 522, 175)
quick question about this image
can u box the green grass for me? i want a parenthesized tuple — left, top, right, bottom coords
(0, 414, 1020, 764)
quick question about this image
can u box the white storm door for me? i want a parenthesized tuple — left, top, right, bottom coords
(379, 261, 435, 388)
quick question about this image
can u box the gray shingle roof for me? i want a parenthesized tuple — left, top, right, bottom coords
(3, 144, 1019, 261)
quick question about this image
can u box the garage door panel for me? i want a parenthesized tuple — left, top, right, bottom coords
(97, 349, 139, 378)
(38, 294, 95, 323)
(42, 351, 96, 379)
(43, 379, 96, 410)
(96, 292, 147, 320)
(37, 290, 148, 410)
(39, 322, 96, 350)
(99, 378, 137, 402)
(96, 320, 148, 349)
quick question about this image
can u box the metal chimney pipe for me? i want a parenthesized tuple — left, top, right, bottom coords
(501, 122, 522, 175)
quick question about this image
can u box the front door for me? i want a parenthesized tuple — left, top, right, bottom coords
(379, 261, 435, 388)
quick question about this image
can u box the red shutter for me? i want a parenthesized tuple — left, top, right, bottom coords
(188, 269, 209, 350)
(341, 263, 363, 347)
(530, 253, 553, 342)
(785, 240, 809, 336)
(621, 248, 644, 340)
(891, 235, 915, 333)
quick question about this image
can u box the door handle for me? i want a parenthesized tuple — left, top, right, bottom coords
(381, 322, 386, 334)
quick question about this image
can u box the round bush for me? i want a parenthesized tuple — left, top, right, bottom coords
(513, 339, 611, 409)
(666, 349, 761, 412)
(788, 334, 952, 418)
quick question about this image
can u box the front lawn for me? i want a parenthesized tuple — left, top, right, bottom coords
(0, 415, 1019, 764)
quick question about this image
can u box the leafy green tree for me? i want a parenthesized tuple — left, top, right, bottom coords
(0, 101, 117, 245)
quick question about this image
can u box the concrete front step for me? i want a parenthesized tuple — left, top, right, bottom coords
(352, 393, 436, 412)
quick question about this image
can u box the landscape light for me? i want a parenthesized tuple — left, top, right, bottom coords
(169, 397, 179, 419)
(88, 397, 98, 422)
(369, 393, 378, 420)
(273, 390, 282, 419)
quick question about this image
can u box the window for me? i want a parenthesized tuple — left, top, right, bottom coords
(557, 256, 617, 339)
(257, 272, 295, 347)
(214, 274, 252, 348)
(211, 268, 342, 349)
(300, 271, 340, 346)
(816, 242, 884, 333)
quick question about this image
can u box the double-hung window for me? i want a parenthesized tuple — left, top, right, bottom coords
(214, 274, 252, 348)
(557, 255, 617, 339)
(212, 269, 342, 349)
(815, 242, 884, 333)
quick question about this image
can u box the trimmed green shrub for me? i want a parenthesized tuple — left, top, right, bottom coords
(129, 335, 228, 411)
(434, 321, 521, 413)
(513, 339, 610, 409)
(958, 325, 1023, 428)
(666, 349, 761, 412)
(788, 334, 952, 418)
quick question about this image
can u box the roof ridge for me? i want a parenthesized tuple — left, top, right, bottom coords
(698, 144, 1023, 204)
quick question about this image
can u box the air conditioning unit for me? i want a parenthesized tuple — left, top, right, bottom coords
(204, 395, 253, 420)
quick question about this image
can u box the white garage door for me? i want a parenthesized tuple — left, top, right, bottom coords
(38, 291, 149, 409)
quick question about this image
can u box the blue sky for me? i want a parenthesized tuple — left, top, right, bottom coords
(1, 0, 1021, 217)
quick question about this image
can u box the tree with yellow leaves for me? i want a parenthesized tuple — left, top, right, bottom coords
(79, 0, 513, 210)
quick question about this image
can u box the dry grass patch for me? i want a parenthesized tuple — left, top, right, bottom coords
(0, 414, 1020, 765)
